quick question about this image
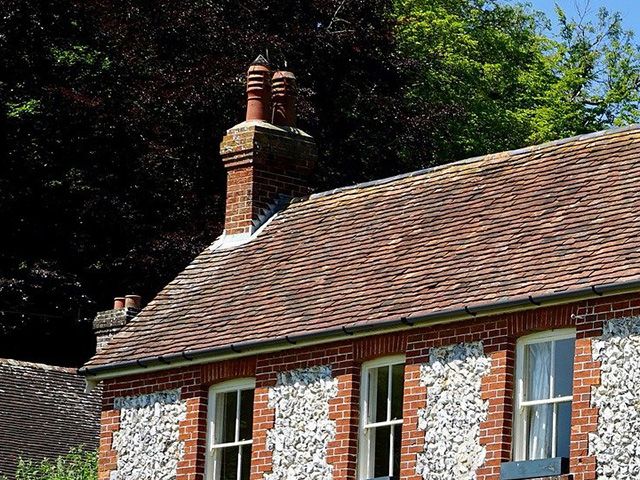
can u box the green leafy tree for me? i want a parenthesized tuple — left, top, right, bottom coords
(394, 0, 551, 160)
(394, 0, 640, 160)
(2, 448, 97, 480)
(527, 5, 640, 142)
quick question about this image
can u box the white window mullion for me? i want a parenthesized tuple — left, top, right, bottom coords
(552, 402, 558, 457)
(522, 405, 529, 459)
(368, 429, 375, 479)
(213, 453, 220, 480)
(235, 389, 241, 442)
(388, 424, 395, 477)
(386, 365, 392, 422)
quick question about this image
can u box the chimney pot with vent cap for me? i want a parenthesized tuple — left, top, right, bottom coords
(271, 71, 296, 127)
(245, 55, 271, 122)
(219, 57, 317, 238)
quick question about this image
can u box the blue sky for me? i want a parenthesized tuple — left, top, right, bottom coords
(530, 0, 640, 37)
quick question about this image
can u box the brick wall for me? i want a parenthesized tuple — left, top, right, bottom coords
(220, 123, 316, 235)
(97, 292, 640, 480)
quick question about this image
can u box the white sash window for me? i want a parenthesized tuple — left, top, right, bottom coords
(206, 379, 255, 480)
(358, 355, 405, 480)
(514, 330, 575, 461)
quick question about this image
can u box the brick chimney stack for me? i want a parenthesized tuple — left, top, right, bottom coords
(93, 295, 140, 353)
(220, 57, 317, 237)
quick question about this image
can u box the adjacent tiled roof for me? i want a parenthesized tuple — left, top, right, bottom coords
(86, 125, 640, 369)
(0, 359, 101, 478)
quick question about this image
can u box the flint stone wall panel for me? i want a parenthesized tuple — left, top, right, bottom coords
(110, 389, 186, 480)
(416, 342, 491, 480)
(591, 317, 640, 479)
(265, 365, 338, 480)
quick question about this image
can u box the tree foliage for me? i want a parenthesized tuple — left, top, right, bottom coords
(2, 448, 97, 480)
(0, 0, 412, 364)
(394, 0, 640, 159)
(1, 0, 640, 365)
(528, 5, 640, 142)
(395, 0, 549, 159)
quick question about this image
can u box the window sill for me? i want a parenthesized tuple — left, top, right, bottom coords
(500, 457, 570, 480)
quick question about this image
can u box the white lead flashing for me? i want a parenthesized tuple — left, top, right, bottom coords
(209, 197, 288, 251)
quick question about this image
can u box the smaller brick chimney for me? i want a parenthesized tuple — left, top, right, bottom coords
(220, 57, 317, 237)
(93, 295, 140, 353)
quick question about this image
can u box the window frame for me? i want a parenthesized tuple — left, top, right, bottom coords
(358, 354, 405, 480)
(513, 328, 576, 461)
(205, 378, 256, 480)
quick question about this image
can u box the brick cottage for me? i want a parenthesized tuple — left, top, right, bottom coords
(80, 57, 640, 480)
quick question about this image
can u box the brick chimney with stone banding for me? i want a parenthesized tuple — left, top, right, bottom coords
(219, 57, 317, 237)
(93, 295, 141, 353)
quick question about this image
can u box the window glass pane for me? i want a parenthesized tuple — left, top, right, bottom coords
(392, 424, 402, 477)
(554, 338, 575, 398)
(239, 389, 254, 441)
(218, 446, 238, 480)
(240, 444, 252, 480)
(556, 401, 572, 458)
(366, 369, 375, 424)
(526, 342, 551, 401)
(526, 404, 553, 460)
(370, 366, 389, 423)
(217, 391, 237, 444)
(371, 425, 391, 478)
(391, 364, 404, 421)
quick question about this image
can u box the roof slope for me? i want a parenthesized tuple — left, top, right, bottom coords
(87, 125, 640, 369)
(0, 359, 101, 478)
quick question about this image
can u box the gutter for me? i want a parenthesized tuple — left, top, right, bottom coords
(79, 277, 640, 381)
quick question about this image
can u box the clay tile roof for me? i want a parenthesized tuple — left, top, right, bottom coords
(0, 359, 101, 479)
(85, 125, 640, 370)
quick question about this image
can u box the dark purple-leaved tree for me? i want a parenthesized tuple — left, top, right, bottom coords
(0, 0, 433, 365)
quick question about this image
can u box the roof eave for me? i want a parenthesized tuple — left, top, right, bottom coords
(79, 277, 640, 381)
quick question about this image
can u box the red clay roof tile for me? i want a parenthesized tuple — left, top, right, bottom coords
(86, 125, 640, 368)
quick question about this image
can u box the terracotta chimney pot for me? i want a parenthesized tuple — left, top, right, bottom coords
(271, 71, 296, 127)
(113, 297, 125, 310)
(245, 55, 271, 122)
(124, 295, 141, 310)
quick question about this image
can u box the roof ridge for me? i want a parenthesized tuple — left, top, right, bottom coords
(0, 357, 77, 373)
(303, 123, 640, 202)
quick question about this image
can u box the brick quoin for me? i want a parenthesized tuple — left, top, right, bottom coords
(97, 292, 640, 480)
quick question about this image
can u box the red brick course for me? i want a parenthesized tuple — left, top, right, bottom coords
(220, 123, 316, 235)
(97, 293, 640, 480)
